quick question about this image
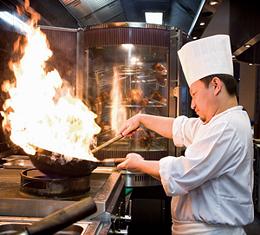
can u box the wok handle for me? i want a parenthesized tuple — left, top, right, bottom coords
(24, 197, 97, 235)
(91, 134, 124, 154)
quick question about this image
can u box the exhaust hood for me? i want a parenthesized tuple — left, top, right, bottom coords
(59, 0, 125, 26)
(58, 0, 205, 34)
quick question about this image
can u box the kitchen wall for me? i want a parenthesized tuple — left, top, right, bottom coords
(239, 63, 257, 122)
(201, 0, 259, 128)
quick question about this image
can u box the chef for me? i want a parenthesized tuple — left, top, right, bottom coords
(117, 34, 254, 235)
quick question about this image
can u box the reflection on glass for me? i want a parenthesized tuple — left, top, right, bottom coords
(85, 44, 169, 156)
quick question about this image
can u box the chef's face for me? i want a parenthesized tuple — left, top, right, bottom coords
(189, 79, 216, 123)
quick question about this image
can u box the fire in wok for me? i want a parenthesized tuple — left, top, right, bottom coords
(0, 1, 112, 172)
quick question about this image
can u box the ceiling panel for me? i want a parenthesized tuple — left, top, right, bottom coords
(79, 0, 123, 25)
(0, 0, 223, 37)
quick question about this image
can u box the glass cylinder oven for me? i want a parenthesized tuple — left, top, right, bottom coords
(83, 23, 171, 160)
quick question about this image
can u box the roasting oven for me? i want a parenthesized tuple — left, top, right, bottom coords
(79, 23, 189, 187)
(82, 22, 174, 160)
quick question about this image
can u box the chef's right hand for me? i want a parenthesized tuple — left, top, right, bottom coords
(119, 114, 141, 137)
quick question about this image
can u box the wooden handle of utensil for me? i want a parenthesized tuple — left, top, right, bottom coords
(91, 134, 124, 154)
(101, 157, 126, 163)
(98, 157, 126, 167)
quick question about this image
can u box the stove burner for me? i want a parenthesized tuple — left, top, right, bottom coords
(20, 168, 90, 198)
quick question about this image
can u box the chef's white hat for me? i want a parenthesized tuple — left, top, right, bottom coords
(178, 34, 233, 87)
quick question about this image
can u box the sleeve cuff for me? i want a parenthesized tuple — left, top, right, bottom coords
(159, 156, 188, 196)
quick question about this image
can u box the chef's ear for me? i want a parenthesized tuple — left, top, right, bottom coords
(211, 76, 222, 95)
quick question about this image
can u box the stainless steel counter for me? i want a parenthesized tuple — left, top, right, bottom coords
(0, 167, 125, 234)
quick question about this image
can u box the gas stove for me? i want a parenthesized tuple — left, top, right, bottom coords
(0, 156, 126, 235)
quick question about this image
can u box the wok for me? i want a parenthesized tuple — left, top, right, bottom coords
(29, 134, 125, 177)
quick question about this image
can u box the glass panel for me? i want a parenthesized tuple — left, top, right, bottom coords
(85, 44, 169, 158)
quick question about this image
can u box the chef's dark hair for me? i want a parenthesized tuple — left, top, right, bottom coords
(200, 74, 237, 96)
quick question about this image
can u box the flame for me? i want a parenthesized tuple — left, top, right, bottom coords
(111, 67, 127, 133)
(1, 11, 100, 161)
(111, 67, 127, 134)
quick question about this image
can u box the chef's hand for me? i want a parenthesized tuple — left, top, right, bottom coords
(119, 114, 141, 137)
(117, 153, 144, 172)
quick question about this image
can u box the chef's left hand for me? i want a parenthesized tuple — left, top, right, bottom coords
(117, 153, 144, 172)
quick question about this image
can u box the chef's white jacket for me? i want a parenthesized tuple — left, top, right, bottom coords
(159, 106, 254, 226)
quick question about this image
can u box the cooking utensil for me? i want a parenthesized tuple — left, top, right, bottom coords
(91, 134, 124, 153)
(14, 196, 97, 235)
(34, 134, 124, 156)
(29, 134, 126, 177)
